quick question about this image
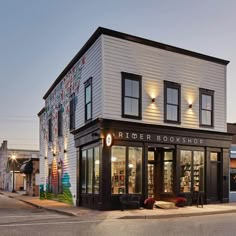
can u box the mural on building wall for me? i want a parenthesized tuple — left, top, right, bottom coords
(40, 56, 86, 204)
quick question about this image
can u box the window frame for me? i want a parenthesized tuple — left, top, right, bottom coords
(164, 80, 181, 124)
(84, 77, 92, 122)
(58, 104, 63, 137)
(199, 88, 214, 127)
(69, 93, 76, 131)
(48, 117, 52, 142)
(121, 72, 142, 120)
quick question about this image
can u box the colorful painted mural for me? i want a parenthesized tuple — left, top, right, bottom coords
(40, 55, 86, 204)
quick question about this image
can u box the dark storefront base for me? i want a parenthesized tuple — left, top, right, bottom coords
(73, 118, 231, 210)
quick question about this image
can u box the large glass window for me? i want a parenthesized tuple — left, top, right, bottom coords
(81, 150, 87, 194)
(230, 169, 236, 191)
(122, 72, 142, 119)
(193, 151, 204, 191)
(93, 147, 100, 194)
(81, 146, 100, 194)
(200, 88, 214, 127)
(87, 149, 93, 194)
(180, 151, 192, 193)
(111, 146, 126, 194)
(128, 147, 142, 194)
(84, 78, 92, 121)
(164, 81, 181, 123)
(180, 150, 204, 193)
(163, 151, 173, 193)
(111, 145, 142, 194)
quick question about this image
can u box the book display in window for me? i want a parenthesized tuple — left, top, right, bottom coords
(148, 164, 154, 198)
(112, 162, 125, 194)
(163, 162, 173, 193)
(180, 163, 191, 192)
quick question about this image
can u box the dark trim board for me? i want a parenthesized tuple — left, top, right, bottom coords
(43, 27, 229, 100)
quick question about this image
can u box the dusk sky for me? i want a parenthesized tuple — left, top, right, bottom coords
(1, 0, 236, 149)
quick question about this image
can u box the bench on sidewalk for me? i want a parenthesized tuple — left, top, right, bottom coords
(119, 194, 141, 211)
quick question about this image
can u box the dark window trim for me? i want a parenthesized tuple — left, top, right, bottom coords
(58, 104, 63, 137)
(199, 88, 214, 128)
(121, 72, 142, 120)
(164, 80, 181, 124)
(70, 93, 76, 131)
(84, 77, 92, 123)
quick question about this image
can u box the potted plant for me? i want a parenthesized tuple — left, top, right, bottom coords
(144, 197, 156, 209)
(175, 197, 187, 207)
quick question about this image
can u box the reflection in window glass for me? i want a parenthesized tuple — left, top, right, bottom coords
(128, 147, 142, 194)
(81, 151, 87, 193)
(193, 151, 204, 191)
(111, 146, 126, 194)
(87, 149, 93, 193)
(93, 147, 100, 194)
(180, 151, 192, 192)
(230, 169, 236, 191)
(210, 152, 218, 162)
(163, 152, 173, 193)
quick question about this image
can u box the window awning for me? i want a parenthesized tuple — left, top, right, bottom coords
(20, 160, 33, 174)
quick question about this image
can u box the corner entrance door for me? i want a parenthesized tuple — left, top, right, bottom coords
(148, 150, 157, 198)
(209, 152, 221, 202)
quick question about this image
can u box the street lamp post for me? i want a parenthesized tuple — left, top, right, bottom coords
(12, 155, 16, 193)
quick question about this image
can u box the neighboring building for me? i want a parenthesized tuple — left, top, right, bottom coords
(20, 158, 40, 196)
(39, 27, 231, 210)
(227, 123, 236, 202)
(0, 140, 39, 193)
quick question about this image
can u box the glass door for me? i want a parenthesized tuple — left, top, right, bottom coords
(148, 150, 155, 198)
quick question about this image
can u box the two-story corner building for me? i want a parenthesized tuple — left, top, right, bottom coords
(38, 27, 232, 210)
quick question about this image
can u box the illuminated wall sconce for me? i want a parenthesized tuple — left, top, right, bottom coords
(45, 156, 47, 160)
(151, 98, 155, 103)
(53, 152, 56, 157)
(64, 149, 67, 153)
(189, 104, 193, 109)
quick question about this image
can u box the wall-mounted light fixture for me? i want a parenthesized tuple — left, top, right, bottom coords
(45, 156, 47, 160)
(189, 104, 193, 109)
(151, 98, 155, 103)
(53, 152, 56, 157)
(64, 149, 67, 153)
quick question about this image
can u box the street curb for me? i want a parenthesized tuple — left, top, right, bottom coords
(118, 209, 236, 219)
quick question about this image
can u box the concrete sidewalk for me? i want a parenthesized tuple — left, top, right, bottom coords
(1, 191, 236, 220)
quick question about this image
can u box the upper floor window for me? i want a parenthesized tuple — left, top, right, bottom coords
(164, 81, 181, 123)
(48, 118, 52, 142)
(122, 72, 142, 119)
(58, 104, 63, 137)
(199, 88, 214, 127)
(70, 94, 75, 130)
(84, 78, 92, 122)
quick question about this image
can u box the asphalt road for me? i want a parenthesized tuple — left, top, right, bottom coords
(1, 194, 236, 236)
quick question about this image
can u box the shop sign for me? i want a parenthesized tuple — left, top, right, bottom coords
(115, 131, 204, 145)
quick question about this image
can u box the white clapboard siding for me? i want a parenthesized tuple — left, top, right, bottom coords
(76, 36, 102, 129)
(39, 114, 46, 187)
(102, 35, 227, 132)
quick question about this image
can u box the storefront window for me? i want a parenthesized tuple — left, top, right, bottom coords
(111, 146, 126, 194)
(193, 151, 204, 192)
(163, 151, 173, 193)
(111, 146, 143, 194)
(180, 151, 192, 192)
(180, 150, 205, 193)
(128, 147, 142, 194)
(81, 146, 100, 194)
(230, 169, 236, 191)
(93, 147, 100, 194)
(87, 149, 93, 193)
(81, 150, 87, 194)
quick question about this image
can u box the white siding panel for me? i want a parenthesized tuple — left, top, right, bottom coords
(76, 36, 102, 129)
(103, 35, 227, 132)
